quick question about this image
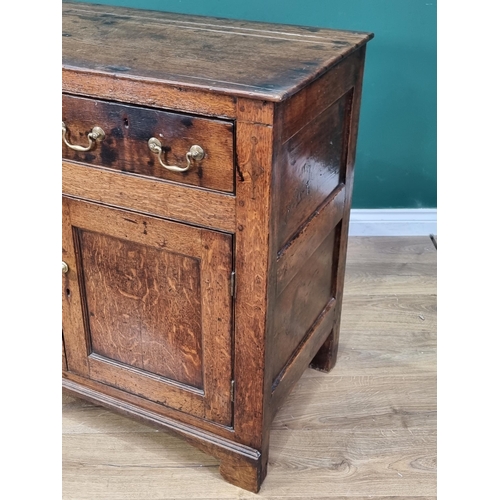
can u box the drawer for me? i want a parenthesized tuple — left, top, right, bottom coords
(62, 94, 235, 193)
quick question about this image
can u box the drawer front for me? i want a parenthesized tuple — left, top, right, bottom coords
(62, 94, 235, 193)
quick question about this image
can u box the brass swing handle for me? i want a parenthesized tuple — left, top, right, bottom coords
(148, 137, 205, 172)
(62, 122, 105, 152)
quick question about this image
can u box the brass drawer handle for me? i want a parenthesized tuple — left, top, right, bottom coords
(62, 261, 69, 274)
(62, 122, 105, 152)
(148, 138, 205, 172)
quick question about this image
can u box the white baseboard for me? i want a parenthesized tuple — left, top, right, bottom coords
(348, 209, 437, 236)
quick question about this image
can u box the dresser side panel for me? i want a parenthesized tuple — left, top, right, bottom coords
(269, 47, 367, 416)
(310, 45, 368, 372)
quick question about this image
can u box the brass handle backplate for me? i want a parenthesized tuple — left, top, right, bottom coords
(148, 138, 205, 172)
(62, 261, 69, 274)
(62, 121, 105, 152)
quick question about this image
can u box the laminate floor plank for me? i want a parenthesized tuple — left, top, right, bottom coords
(344, 271, 436, 296)
(345, 261, 437, 279)
(63, 236, 437, 499)
(63, 405, 157, 435)
(341, 295, 436, 329)
(63, 431, 436, 498)
(345, 236, 436, 264)
(272, 375, 436, 433)
(322, 343, 436, 376)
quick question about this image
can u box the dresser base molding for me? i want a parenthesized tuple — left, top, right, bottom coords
(62, 378, 266, 493)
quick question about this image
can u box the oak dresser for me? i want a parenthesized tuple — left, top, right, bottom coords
(62, 2, 373, 492)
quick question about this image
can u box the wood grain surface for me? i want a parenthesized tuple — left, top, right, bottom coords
(62, 161, 236, 232)
(272, 231, 335, 381)
(62, 2, 373, 102)
(63, 236, 437, 499)
(63, 197, 234, 426)
(79, 230, 204, 388)
(276, 94, 348, 249)
(62, 94, 235, 193)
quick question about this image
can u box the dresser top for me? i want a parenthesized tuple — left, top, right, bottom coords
(62, 2, 373, 102)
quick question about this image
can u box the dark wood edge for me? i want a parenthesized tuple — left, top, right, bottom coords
(275, 38, 373, 102)
(62, 336, 68, 372)
(276, 185, 345, 297)
(277, 183, 346, 258)
(63, 377, 260, 462)
(270, 298, 336, 414)
(281, 52, 363, 142)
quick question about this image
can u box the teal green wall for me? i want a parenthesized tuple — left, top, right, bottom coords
(71, 0, 437, 209)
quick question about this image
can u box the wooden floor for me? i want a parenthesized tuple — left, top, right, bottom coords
(62, 236, 437, 499)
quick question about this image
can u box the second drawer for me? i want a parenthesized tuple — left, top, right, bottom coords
(62, 94, 235, 193)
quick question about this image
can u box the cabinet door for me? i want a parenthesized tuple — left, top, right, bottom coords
(62, 197, 233, 426)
